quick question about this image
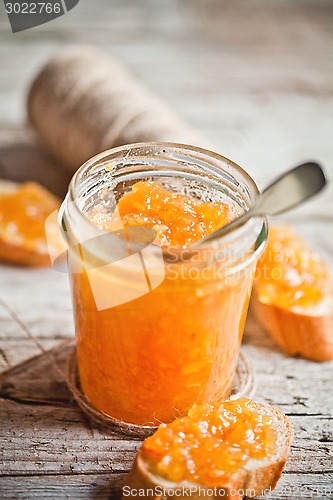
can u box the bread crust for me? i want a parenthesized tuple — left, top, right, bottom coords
(0, 238, 51, 267)
(123, 402, 293, 500)
(252, 289, 333, 362)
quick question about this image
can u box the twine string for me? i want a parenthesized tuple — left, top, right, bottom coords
(66, 347, 256, 438)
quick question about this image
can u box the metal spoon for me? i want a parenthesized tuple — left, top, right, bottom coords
(163, 162, 327, 261)
(199, 161, 327, 246)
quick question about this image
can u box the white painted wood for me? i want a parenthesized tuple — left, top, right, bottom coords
(0, 0, 332, 498)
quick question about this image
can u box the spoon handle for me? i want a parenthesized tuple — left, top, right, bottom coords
(257, 162, 327, 216)
(199, 162, 327, 246)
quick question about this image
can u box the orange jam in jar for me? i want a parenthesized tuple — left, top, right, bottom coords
(141, 398, 277, 485)
(60, 144, 267, 429)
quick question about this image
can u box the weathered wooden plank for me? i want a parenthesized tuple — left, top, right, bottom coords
(0, 348, 331, 475)
(0, 472, 332, 500)
(0, 1, 332, 498)
(0, 341, 72, 400)
(2, 471, 332, 500)
(0, 400, 139, 476)
(0, 339, 65, 372)
(258, 472, 333, 500)
(0, 265, 73, 370)
(243, 317, 333, 416)
(0, 397, 332, 477)
(0, 267, 72, 320)
(2, 327, 332, 417)
(0, 473, 124, 499)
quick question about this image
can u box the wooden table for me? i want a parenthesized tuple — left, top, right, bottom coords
(0, 1, 332, 498)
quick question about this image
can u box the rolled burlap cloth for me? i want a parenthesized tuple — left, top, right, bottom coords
(27, 46, 209, 171)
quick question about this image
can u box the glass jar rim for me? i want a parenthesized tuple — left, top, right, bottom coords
(61, 142, 267, 271)
(69, 141, 261, 205)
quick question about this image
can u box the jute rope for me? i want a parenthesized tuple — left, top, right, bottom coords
(27, 46, 210, 171)
(66, 346, 256, 438)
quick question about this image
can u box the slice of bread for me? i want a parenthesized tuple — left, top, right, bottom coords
(252, 224, 333, 362)
(0, 180, 61, 267)
(123, 401, 293, 500)
(252, 290, 333, 362)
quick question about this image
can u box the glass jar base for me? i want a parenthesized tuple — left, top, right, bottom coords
(66, 347, 256, 438)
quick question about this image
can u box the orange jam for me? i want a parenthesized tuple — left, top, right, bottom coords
(90, 180, 230, 247)
(142, 398, 277, 486)
(0, 182, 59, 246)
(256, 225, 330, 309)
(0, 182, 61, 266)
(71, 181, 256, 425)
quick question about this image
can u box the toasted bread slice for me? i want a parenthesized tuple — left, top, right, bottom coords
(252, 290, 333, 361)
(253, 225, 333, 362)
(0, 180, 61, 267)
(123, 400, 293, 500)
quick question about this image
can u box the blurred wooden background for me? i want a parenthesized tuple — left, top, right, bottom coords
(0, 1, 332, 498)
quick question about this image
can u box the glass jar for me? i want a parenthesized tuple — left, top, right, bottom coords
(60, 143, 267, 428)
